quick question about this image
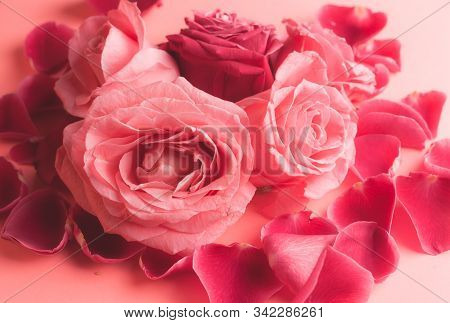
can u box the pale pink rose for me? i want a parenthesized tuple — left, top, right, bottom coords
(55, 1, 178, 117)
(55, 77, 255, 254)
(239, 51, 357, 199)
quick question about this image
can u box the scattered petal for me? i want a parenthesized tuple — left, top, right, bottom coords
(0, 157, 28, 215)
(396, 172, 450, 255)
(139, 248, 192, 280)
(356, 39, 401, 73)
(1, 188, 70, 254)
(424, 138, 450, 178)
(71, 207, 145, 263)
(334, 221, 400, 282)
(0, 94, 39, 139)
(354, 134, 400, 179)
(193, 243, 283, 302)
(328, 174, 396, 231)
(318, 5, 387, 45)
(24, 22, 74, 75)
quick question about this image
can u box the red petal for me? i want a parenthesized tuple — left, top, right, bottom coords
(17, 74, 62, 116)
(261, 211, 337, 240)
(193, 243, 283, 302)
(356, 39, 401, 73)
(0, 94, 39, 139)
(402, 91, 446, 138)
(318, 5, 387, 45)
(334, 221, 400, 282)
(0, 157, 28, 215)
(354, 134, 400, 179)
(328, 174, 396, 231)
(24, 22, 74, 75)
(424, 139, 450, 178)
(396, 172, 450, 255)
(71, 207, 145, 263)
(88, 0, 160, 13)
(263, 233, 335, 295)
(301, 246, 374, 302)
(1, 188, 70, 254)
(9, 141, 38, 165)
(139, 248, 192, 280)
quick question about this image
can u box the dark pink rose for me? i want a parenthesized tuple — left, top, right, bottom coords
(56, 78, 255, 255)
(164, 10, 282, 102)
(55, 1, 178, 117)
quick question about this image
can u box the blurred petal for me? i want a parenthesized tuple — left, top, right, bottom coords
(356, 39, 401, 73)
(193, 243, 283, 302)
(88, 0, 161, 14)
(328, 174, 396, 231)
(0, 157, 28, 215)
(1, 188, 70, 254)
(9, 141, 38, 165)
(139, 247, 192, 280)
(396, 172, 450, 255)
(424, 138, 450, 178)
(334, 221, 400, 282)
(0, 94, 39, 139)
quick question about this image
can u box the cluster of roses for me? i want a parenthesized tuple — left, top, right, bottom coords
(0, 0, 448, 303)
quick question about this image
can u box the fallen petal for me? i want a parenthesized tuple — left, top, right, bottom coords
(424, 138, 450, 178)
(193, 243, 283, 302)
(140, 247, 192, 280)
(396, 172, 450, 255)
(0, 157, 28, 215)
(0, 94, 39, 139)
(334, 221, 400, 282)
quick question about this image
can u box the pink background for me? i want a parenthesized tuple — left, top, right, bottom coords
(0, 0, 449, 302)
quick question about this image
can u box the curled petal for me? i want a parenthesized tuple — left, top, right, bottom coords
(299, 246, 374, 303)
(193, 243, 283, 302)
(139, 247, 192, 280)
(261, 211, 337, 241)
(334, 221, 400, 282)
(318, 5, 387, 45)
(72, 207, 145, 263)
(402, 91, 446, 138)
(396, 172, 450, 255)
(424, 138, 450, 178)
(1, 188, 70, 254)
(24, 22, 74, 75)
(328, 174, 396, 231)
(354, 134, 400, 179)
(0, 94, 39, 139)
(0, 157, 28, 215)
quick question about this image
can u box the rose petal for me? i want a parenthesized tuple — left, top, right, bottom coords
(71, 206, 145, 263)
(88, 0, 160, 14)
(356, 39, 401, 73)
(24, 22, 74, 75)
(396, 172, 450, 255)
(193, 243, 283, 302)
(328, 174, 396, 231)
(1, 188, 70, 254)
(300, 246, 374, 303)
(139, 247, 192, 280)
(402, 91, 446, 138)
(0, 157, 28, 215)
(318, 5, 387, 45)
(0, 94, 39, 139)
(261, 210, 337, 240)
(334, 221, 400, 282)
(8, 141, 38, 165)
(424, 138, 450, 178)
(354, 134, 401, 179)
(263, 233, 335, 295)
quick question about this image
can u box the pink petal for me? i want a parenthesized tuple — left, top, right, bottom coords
(354, 134, 401, 179)
(0, 157, 28, 215)
(24, 22, 74, 75)
(0, 94, 39, 139)
(424, 138, 450, 178)
(139, 248, 192, 280)
(1, 188, 70, 254)
(263, 233, 335, 295)
(17, 74, 63, 116)
(334, 221, 400, 282)
(9, 141, 38, 165)
(301, 246, 374, 303)
(396, 172, 450, 255)
(88, 0, 160, 14)
(356, 39, 401, 73)
(318, 5, 387, 45)
(402, 91, 446, 137)
(261, 211, 337, 241)
(71, 206, 145, 263)
(193, 243, 283, 302)
(328, 174, 396, 231)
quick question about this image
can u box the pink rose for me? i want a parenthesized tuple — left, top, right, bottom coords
(55, 78, 255, 254)
(239, 51, 357, 199)
(55, 1, 178, 117)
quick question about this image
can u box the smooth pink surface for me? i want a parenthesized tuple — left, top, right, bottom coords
(0, 0, 449, 303)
